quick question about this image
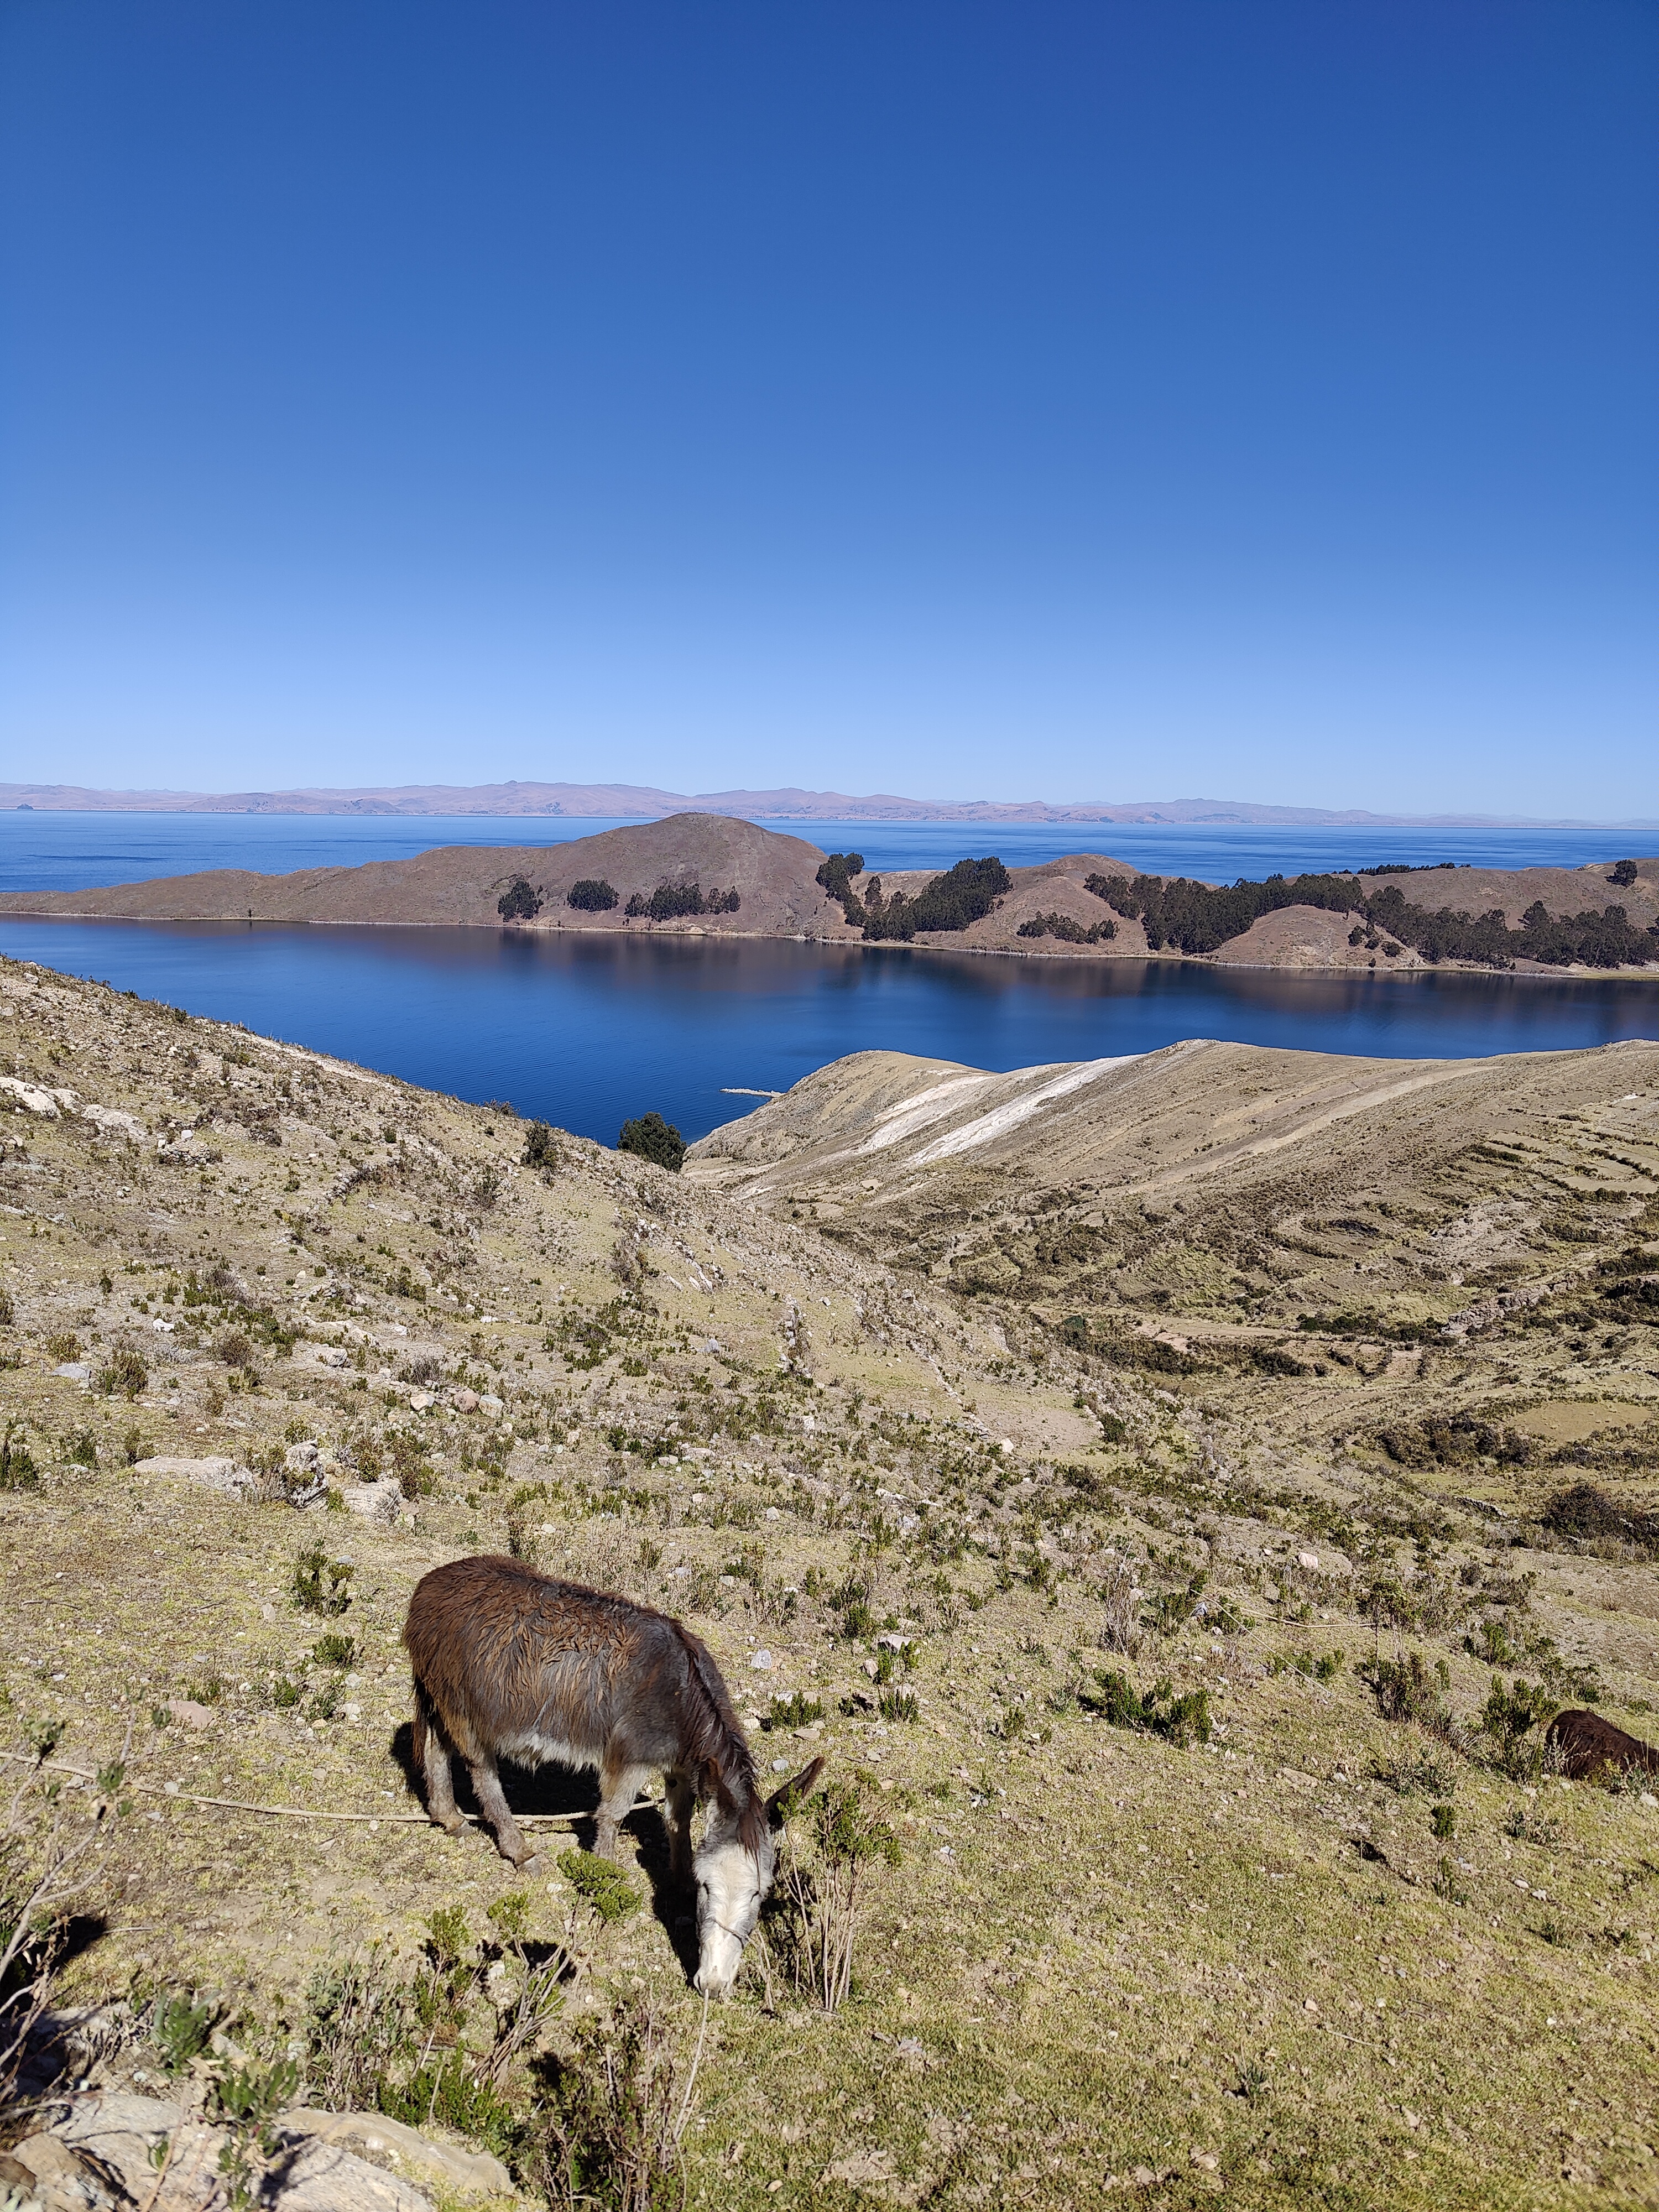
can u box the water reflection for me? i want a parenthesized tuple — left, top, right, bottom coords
(0, 917, 1651, 1147)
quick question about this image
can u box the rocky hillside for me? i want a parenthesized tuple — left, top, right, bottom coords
(3, 957, 1659, 2206)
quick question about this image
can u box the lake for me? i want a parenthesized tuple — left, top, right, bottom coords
(0, 916, 1652, 1150)
(0, 809, 1653, 894)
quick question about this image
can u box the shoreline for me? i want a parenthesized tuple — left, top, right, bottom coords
(1, 905, 1656, 983)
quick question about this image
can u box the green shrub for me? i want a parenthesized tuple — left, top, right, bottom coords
(97, 1348, 149, 1400)
(291, 1543, 353, 1616)
(557, 1848, 642, 1924)
(522, 1120, 560, 1172)
(1084, 1670, 1212, 1746)
(617, 1112, 685, 1173)
(566, 878, 618, 911)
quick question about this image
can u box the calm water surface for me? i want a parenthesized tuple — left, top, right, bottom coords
(0, 917, 1651, 1149)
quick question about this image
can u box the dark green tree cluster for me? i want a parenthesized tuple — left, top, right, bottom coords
(566, 878, 618, 911)
(617, 1111, 685, 1172)
(860, 856, 1011, 940)
(1085, 869, 1361, 953)
(497, 877, 542, 922)
(1367, 883, 1657, 969)
(815, 851, 867, 924)
(1607, 859, 1639, 886)
(1016, 910, 1117, 944)
(1085, 865, 1659, 969)
(623, 881, 741, 921)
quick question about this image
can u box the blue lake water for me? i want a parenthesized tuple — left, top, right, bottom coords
(0, 810, 1653, 894)
(0, 916, 1652, 1150)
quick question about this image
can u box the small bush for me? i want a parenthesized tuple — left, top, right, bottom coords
(0, 1425, 40, 1493)
(1541, 1480, 1659, 1554)
(523, 1120, 560, 1172)
(65, 1428, 98, 1469)
(567, 878, 619, 911)
(764, 1691, 825, 1732)
(1084, 1670, 1212, 1747)
(97, 1348, 149, 1400)
(1431, 1802, 1457, 1839)
(291, 1543, 353, 1616)
(557, 1848, 642, 1924)
(152, 1991, 218, 2075)
(1373, 1746, 1457, 1797)
(531, 1998, 686, 2212)
(44, 1331, 81, 1363)
(1480, 1674, 1556, 1776)
(312, 1632, 358, 1670)
(617, 1112, 685, 1174)
(1359, 1650, 1457, 1739)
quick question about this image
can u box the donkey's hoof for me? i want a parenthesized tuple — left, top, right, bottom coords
(517, 1850, 549, 1879)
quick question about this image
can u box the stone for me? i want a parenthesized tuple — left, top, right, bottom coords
(1297, 1551, 1321, 1572)
(18, 2093, 440, 2211)
(750, 1648, 775, 1671)
(166, 1698, 218, 1729)
(450, 1386, 478, 1411)
(134, 1455, 255, 1497)
(283, 2107, 512, 2198)
(285, 1442, 322, 1475)
(478, 1394, 504, 1415)
(53, 1362, 91, 1383)
(408, 1390, 435, 1411)
(342, 1478, 406, 1527)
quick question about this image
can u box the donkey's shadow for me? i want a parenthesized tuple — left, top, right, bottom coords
(388, 1723, 700, 1980)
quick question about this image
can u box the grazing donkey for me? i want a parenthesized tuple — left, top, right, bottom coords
(1545, 1707, 1659, 1784)
(404, 1555, 823, 1994)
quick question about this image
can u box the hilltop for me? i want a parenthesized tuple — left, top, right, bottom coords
(2, 958, 1658, 2206)
(3, 815, 1657, 974)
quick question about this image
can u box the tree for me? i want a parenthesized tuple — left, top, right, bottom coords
(498, 877, 542, 921)
(567, 878, 618, 911)
(618, 1112, 686, 1173)
(1608, 859, 1639, 887)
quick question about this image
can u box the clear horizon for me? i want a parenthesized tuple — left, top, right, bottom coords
(2, 2, 1655, 820)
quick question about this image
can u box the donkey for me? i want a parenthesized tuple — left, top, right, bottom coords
(403, 1554, 823, 1995)
(1545, 1707, 1659, 1784)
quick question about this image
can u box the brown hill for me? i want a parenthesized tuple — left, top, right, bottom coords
(4, 820, 1656, 971)
(0, 811, 853, 938)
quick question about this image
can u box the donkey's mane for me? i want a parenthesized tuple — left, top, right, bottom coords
(673, 1621, 764, 1854)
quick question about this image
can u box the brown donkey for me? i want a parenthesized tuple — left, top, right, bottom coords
(1545, 1707, 1659, 1783)
(404, 1554, 822, 1994)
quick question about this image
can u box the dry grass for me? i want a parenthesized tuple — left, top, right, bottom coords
(1, 955, 1657, 2206)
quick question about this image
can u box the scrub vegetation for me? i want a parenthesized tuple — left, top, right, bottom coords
(1, 955, 1657, 2206)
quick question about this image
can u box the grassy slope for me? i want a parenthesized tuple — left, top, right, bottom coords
(2, 957, 1658, 2208)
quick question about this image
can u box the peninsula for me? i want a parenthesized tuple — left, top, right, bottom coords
(4, 811, 1656, 974)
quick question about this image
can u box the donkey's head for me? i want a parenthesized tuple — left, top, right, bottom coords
(692, 1757, 825, 1997)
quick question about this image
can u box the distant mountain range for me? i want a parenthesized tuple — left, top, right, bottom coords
(1, 779, 1652, 829)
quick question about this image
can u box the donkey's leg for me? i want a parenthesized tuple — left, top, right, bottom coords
(466, 1757, 539, 1872)
(594, 1757, 653, 1860)
(422, 1719, 466, 1838)
(665, 1767, 695, 1883)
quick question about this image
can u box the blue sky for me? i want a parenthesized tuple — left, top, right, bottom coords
(1, 1, 1654, 817)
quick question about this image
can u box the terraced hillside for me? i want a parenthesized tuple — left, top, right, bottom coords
(3, 960, 1659, 2208)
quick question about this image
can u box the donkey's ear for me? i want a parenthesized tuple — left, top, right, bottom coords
(765, 1755, 826, 1829)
